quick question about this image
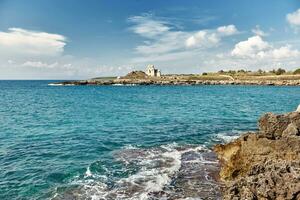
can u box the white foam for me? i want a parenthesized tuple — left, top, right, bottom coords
(56, 144, 216, 200)
(215, 131, 242, 143)
(217, 134, 239, 143)
(85, 166, 92, 177)
(123, 144, 138, 149)
(113, 146, 183, 199)
(48, 83, 75, 86)
(48, 83, 63, 86)
(162, 147, 182, 173)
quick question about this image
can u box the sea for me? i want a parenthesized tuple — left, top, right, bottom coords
(1, 80, 300, 200)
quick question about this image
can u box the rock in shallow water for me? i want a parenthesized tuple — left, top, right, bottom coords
(214, 111, 300, 200)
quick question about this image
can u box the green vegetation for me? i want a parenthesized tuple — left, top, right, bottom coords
(212, 68, 293, 76)
(293, 68, 300, 75)
(192, 68, 300, 81)
(275, 68, 286, 75)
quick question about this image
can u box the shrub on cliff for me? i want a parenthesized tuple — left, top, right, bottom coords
(293, 68, 300, 74)
(275, 68, 286, 75)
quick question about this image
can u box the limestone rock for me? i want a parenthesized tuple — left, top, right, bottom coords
(223, 160, 300, 200)
(258, 111, 300, 139)
(214, 111, 300, 200)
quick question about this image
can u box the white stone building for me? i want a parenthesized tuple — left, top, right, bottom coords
(146, 64, 161, 77)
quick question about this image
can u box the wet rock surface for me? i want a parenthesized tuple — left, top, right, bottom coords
(214, 111, 300, 200)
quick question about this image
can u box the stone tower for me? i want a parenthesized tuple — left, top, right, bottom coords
(146, 64, 161, 77)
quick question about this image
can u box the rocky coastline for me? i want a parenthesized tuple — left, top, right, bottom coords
(50, 70, 300, 86)
(214, 108, 300, 199)
(51, 78, 300, 86)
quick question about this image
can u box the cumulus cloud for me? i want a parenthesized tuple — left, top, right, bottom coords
(287, 8, 300, 27)
(217, 25, 238, 36)
(267, 45, 300, 59)
(231, 36, 269, 58)
(231, 35, 300, 60)
(185, 31, 219, 48)
(186, 25, 237, 48)
(0, 28, 67, 57)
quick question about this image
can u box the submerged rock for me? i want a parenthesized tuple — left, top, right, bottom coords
(214, 110, 300, 200)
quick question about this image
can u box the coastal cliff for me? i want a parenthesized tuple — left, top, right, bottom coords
(214, 110, 300, 199)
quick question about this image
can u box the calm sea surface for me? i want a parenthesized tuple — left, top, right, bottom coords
(1, 81, 300, 199)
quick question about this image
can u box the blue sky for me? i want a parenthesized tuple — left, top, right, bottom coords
(0, 0, 300, 79)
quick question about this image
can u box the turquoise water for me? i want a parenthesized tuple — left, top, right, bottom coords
(1, 81, 300, 200)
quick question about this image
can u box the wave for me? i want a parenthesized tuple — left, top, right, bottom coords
(213, 130, 243, 143)
(112, 83, 137, 86)
(51, 143, 221, 200)
(48, 83, 64, 86)
(48, 83, 75, 86)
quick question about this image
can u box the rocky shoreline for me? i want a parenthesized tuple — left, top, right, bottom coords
(214, 108, 300, 199)
(50, 70, 300, 86)
(51, 78, 300, 86)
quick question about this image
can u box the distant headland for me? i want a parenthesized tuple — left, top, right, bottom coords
(50, 65, 300, 86)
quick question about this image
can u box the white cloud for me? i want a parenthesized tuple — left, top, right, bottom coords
(128, 15, 189, 56)
(251, 25, 268, 36)
(231, 35, 300, 60)
(185, 31, 219, 48)
(287, 8, 300, 27)
(135, 31, 188, 55)
(217, 25, 238, 36)
(22, 61, 59, 68)
(129, 15, 239, 63)
(0, 28, 67, 57)
(186, 25, 238, 48)
(21, 60, 77, 70)
(128, 15, 170, 38)
(231, 36, 269, 58)
(22, 61, 48, 68)
(268, 45, 300, 59)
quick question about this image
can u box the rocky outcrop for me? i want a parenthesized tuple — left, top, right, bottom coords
(258, 112, 300, 139)
(122, 71, 148, 79)
(214, 110, 300, 200)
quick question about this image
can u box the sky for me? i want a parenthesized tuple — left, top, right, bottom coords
(0, 0, 300, 79)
